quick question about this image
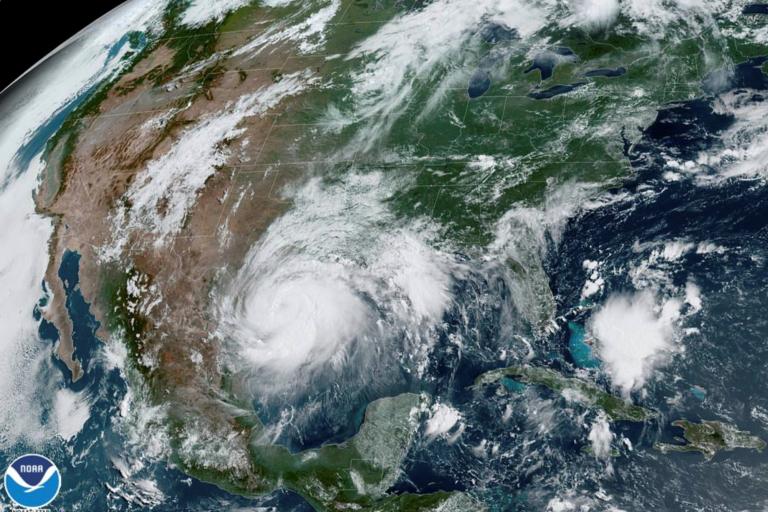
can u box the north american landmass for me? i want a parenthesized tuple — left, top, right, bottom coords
(24, 0, 768, 510)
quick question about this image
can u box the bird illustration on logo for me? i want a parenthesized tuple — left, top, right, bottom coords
(4, 454, 61, 509)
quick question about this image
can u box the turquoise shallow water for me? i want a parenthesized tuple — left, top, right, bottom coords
(567, 321, 599, 369)
(4, 2, 768, 510)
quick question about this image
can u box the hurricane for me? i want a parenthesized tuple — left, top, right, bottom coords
(3, 0, 768, 510)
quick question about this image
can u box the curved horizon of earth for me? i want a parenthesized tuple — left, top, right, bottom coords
(3, 0, 768, 510)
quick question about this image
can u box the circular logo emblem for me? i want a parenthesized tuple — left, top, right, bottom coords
(4, 454, 61, 509)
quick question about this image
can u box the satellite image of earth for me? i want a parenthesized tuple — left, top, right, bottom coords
(3, 0, 768, 510)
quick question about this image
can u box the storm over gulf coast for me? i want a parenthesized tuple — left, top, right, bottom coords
(3, 0, 768, 510)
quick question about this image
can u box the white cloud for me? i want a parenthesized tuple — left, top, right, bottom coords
(685, 281, 702, 313)
(425, 402, 463, 441)
(234, 0, 341, 57)
(694, 91, 768, 181)
(54, 388, 91, 441)
(561, 0, 727, 36)
(581, 259, 605, 299)
(344, 0, 547, 152)
(588, 412, 614, 458)
(567, 0, 621, 29)
(590, 291, 682, 395)
(0, 162, 55, 448)
(108, 72, 312, 249)
(180, 0, 252, 27)
(0, 0, 167, 448)
(233, 263, 373, 372)
(215, 172, 457, 383)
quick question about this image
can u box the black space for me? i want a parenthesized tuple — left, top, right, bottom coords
(0, 0, 127, 92)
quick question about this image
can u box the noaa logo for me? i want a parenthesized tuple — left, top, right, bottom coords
(3, 454, 61, 509)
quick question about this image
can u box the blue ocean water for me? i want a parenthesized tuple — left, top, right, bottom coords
(0, 27, 297, 506)
(7, 28, 148, 182)
(4, 11, 768, 512)
(4, 250, 294, 511)
(381, 53, 768, 511)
